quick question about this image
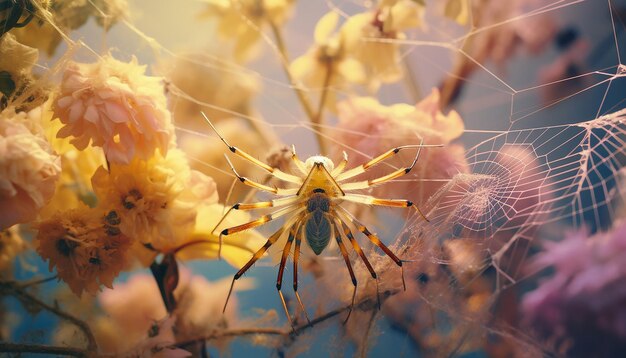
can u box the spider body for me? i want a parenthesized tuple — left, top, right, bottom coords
(202, 113, 439, 328)
(305, 188, 332, 255)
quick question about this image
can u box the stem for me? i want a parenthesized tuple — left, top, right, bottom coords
(1, 283, 97, 352)
(19, 275, 58, 289)
(268, 20, 322, 143)
(311, 63, 333, 156)
(174, 287, 401, 348)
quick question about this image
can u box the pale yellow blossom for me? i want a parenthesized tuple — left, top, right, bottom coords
(341, 0, 424, 88)
(290, 12, 365, 106)
(199, 0, 295, 62)
(91, 150, 208, 255)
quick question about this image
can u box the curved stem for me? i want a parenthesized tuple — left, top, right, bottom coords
(1, 282, 97, 352)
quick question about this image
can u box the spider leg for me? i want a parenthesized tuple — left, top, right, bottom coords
(336, 206, 406, 291)
(292, 221, 311, 324)
(330, 151, 349, 177)
(212, 196, 300, 259)
(332, 220, 358, 323)
(290, 145, 308, 175)
(335, 216, 381, 309)
(339, 193, 429, 222)
(223, 220, 293, 313)
(336, 140, 443, 182)
(219, 205, 304, 237)
(202, 112, 302, 184)
(277, 219, 304, 331)
(338, 146, 420, 191)
(223, 155, 298, 196)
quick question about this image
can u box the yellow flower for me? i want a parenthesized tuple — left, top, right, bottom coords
(35, 206, 131, 296)
(91, 149, 218, 260)
(290, 12, 365, 105)
(28, 102, 104, 216)
(199, 0, 295, 62)
(341, 0, 424, 88)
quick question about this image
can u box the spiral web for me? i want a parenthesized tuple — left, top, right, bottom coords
(10, 0, 626, 355)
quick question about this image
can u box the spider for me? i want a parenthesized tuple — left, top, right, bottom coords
(202, 113, 436, 327)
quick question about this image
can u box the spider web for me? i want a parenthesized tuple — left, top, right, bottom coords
(19, 0, 626, 355)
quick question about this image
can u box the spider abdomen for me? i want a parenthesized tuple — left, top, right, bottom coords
(305, 189, 332, 255)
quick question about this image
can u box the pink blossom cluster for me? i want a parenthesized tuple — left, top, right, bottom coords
(53, 55, 174, 164)
(522, 222, 626, 356)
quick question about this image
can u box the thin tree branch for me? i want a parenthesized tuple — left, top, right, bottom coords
(0, 342, 88, 357)
(175, 288, 401, 349)
(0, 282, 97, 352)
(268, 20, 316, 120)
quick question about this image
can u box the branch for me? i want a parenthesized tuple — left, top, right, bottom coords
(175, 288, 401, 349)
(0, 342, 88, 357)
(0, 282, 97, 353)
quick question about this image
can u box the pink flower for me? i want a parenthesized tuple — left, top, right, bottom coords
(521, 222, 626, 356)
(97, 269, 250, 353)
(53, 55, 174, 164)
(0, 108, 61, 229)
(331, 88, 468, 204)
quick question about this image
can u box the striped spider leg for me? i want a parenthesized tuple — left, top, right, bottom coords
(203, 112, 440, 327)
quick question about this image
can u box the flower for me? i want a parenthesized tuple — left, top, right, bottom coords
(341, 0, 424, 88)
(290, 11, 365, 105)
(96, 270, 251, 353)
(331, 88, 467, 204)
(35, 206, 132, 296)
(521, 222, 626, 356)
(199, 0, 295, 62)
(0, 108, 61, 230)
(91, 149, 218, 260)
(53, 55, 174, 164)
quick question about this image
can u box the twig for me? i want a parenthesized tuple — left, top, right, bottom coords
(0, 282, 97, 352)
(0, 342, 88, 357)
(175, 288, 401, 349)
(268, 21, 315, 120)
(311, 63, 334, 156)
(19, 275, 58, 289)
